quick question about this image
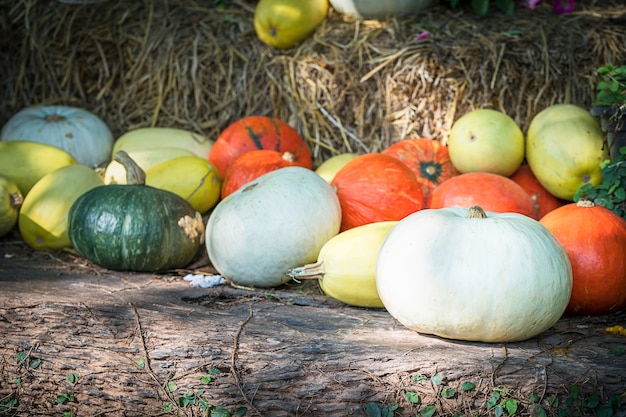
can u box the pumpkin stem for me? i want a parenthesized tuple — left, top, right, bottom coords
(287, 260, 325, 282)
(576, 200, 595, 208)
(10, 192, 23, 209)
(113, 150, 146, 185)
(467, 205, 488, 219)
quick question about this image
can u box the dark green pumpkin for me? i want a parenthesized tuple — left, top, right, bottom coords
(67, 151, 205, 272)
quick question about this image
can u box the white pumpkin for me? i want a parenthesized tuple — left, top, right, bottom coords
(376, 206, 572, 343)
(1, 105, 114, 168)
(206, 166, 341, 288)
(330, 0, 436, 19)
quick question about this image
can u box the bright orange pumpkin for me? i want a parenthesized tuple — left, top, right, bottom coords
(429, 172, 537, 218)
(540, 200, 626, 315)
(382, 137, 460, 204)
(208, 115, 312, 178)
(509, 164, 564, 219)
(331, 153, 424, 231)
(221, 150, 303, 199)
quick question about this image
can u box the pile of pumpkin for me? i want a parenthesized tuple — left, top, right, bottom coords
(1, 103, 625, 344)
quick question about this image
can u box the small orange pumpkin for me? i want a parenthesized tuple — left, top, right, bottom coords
(221, 150, 303, 199)
(510, 164, 564, 219)
(382, 137, 460, 204)
(540, 200, 626, 315)
(331, 153, 424, 231)
(429, 172, 537, 218)
(208, 115, 312, 178)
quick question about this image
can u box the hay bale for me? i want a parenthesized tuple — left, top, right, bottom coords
(1, 0, 625, 166)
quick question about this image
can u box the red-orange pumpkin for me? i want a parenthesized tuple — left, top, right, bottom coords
(331, 153, 424, 231)
(208, 115, 313, 178)
(221, 150, 302, 199)
(382, 137, 459, 204)
(509, 164, 564, 219)
(540, 200, 626, 315)
(429, 172, 537, 218)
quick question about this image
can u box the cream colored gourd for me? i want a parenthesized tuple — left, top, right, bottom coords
(145, 155, 222, 214)
(315, 153, 358, 183)
(112, 127, 213, 159)
(0, 176, 23, 238)
(103, 148, 196, 184)
(289, 221, 397, 307)
(376, 206, 572, 343)
(206, 166, 341, 288)
(329, 0, 435, 19)
(1, 105, 113, 168)
(0, 141, 77, 196)
(19, 165, 104, 250)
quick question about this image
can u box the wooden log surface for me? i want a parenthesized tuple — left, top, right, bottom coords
(1, 241, 625, 417)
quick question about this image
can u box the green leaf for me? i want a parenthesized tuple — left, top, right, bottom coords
(441, 388, 456, 399)
(413, 374, 428, 382)
(569, 385, 581, 400)
(505, 398, 518, 415)
(494, 404, 504, 417)
(471, 0, 489, 16)
(495, 0, 515, 14)
(365, 402, 382, 417)
(487, 391, 501, 409)
(406, 392, 421, 404)
(548, 393, 559, 407)
(16, 351, 27, 363)
(431, 373, 446, 385)
(67, 372, 79, 384)
(135, 357, 145, 369)
(529, 394, 540, 403)
(595, 404, 616, 417)
(210, 406, 231, 417)
(421, 405, 437, 417)
(461, 381, 475, 392)
(29, 359, 41, 369)
(533, 405, 548, 417)
(161, 402, 173, 412)
(586, 394, 600, 409)
(235, 407, 248, 416)
(201, 375, 212, 384)
(209, 366, 222, 375)
(166, 381, 177, 392)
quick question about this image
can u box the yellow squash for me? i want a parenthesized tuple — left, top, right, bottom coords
(0, 141, 77, 196)
(254, 0, 329, 49)
(526, 104, 607, 200)
(103, 148, 197, 184)
(315, 153, 358, 183)
(146, 155, 222, 214)
(112, 127, 214, 159)
(289, 221, 398, 308)
(0, 176, 23, 238)
(19, 164, 104, 250)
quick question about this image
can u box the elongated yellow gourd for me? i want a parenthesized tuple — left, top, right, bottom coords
(112, 127, 213, 159)
(0, 176, 23, 238)
(19, 164, 104, 250)
(289, 221, 398, 308)
(0, 141, 77, 196)
(103, 148, 196, 184)
(146, 156, 222, 214)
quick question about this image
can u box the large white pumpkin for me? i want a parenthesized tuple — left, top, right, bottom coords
(330, 0, 436, 19)
(376, 206, 572, 343)
(1, 105, 114, 168)
(206, 167, 341, 288)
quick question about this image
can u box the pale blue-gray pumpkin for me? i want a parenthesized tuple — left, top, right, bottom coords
(68, 151, 204, 272)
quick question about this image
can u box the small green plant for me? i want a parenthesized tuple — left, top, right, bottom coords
(574, 151, 626, 219)
(448, 0, 515, 16)
(595, 64, 626, 109)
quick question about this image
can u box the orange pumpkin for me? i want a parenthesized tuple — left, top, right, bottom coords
(540, 200, 626, 315)
(382, 138, 460, 204)
(510, 164, 564, 219)
(429, 172, 537, 218)
(208, 115, 312, 178)
(331, 153, 424, 231)
(221, 150, 303, 199)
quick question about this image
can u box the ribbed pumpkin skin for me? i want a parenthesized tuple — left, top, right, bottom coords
(68, 185, 204, 272)
(510, 164, 564, 219)
(429, 172, 537, 219)
(221, 150, 302, 199)
(331, 153, 424, 231)
(209, 115, 312, 178)
(540, 201, 626, 315)
(382, 138, 460, 204)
